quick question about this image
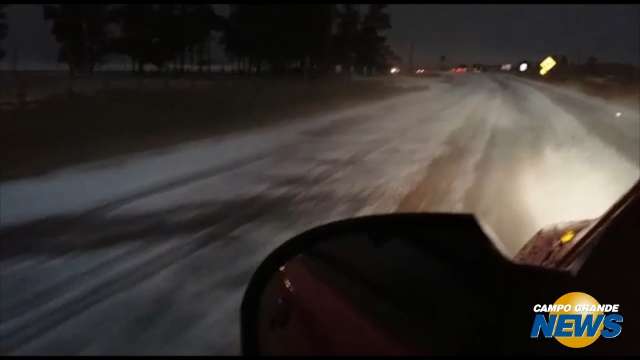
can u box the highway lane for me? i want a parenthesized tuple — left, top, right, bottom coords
(1, 73, 638, 354)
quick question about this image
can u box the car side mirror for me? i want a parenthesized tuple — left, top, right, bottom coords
(240, 213, 572, 355)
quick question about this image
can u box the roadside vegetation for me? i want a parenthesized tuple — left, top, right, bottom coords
(1, 76, 427, 181)
(39, 4, 397, 77)
(0, 4, 411, 181)
(514, 55, 639, 107)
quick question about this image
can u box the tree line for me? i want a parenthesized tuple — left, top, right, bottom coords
(34, 4, 397, 76)
(41, 4, 224, 74)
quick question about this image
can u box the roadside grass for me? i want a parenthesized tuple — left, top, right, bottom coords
(515, 67, 640, 108)
(1, 76, 428, 181)
(553, 77, 639, 109)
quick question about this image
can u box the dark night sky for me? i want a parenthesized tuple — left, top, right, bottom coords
(1, 4, 638, 69)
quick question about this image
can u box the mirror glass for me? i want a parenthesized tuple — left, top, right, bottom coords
(252, 218, 509, 355)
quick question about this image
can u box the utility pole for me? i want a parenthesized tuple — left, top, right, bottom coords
(408, 39, 414, 73)
(354, 4, 362, 76)
(440, 55, 447, 71)
(82, 20, 90, 74)
(180, 4, 186, 74)
(12, 45, 26, 106)
(11, 44, 18, 73)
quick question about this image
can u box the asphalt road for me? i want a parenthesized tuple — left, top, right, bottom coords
(1, 73, 638, 355)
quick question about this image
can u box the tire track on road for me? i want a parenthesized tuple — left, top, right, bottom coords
(0, 193, 288, 354)
(1, 76, 482, 355)
(396, 81, 499, 213)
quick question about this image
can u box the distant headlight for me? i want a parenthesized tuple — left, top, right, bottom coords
(390, 67, 400, 74)
(519, 62, 529, 72)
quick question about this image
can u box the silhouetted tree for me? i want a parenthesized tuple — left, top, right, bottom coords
(298, 4, 335, 75)
(356, 4, 394, 75)
(222, 5, 334, 75)
(332, 4, 360, 74)
(152, 5, 184, 71)
(220, 5, 262, 72)
(0, 5, 7, 61)
(380, 42, 400, 70)
(222, 4, 398, 77)
(182, 4, 224, 72)
(110, 4, 223, 74)
(276, 5, 334, 75)
(43, 5, 112, 74)
(111, 5, 180, 73)
(110, 5, 153, 73)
